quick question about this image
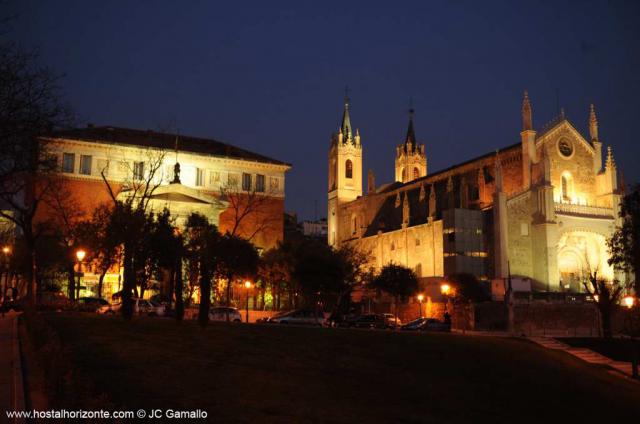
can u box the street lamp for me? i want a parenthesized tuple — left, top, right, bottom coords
(75, 249, 86, 299)
(1, 246, 11, 301)
(244, 280, 252, 323)
(440, 283, 451, 313)
(623, 295, 636, 309)
(417, 293, 424, 318)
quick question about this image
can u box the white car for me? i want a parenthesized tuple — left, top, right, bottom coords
(97, 298, 166, 317)
(209, 306, 242, 322)
(266, 309, 326, 326)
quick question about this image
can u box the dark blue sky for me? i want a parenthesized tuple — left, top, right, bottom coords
(7, 0, 640, 219)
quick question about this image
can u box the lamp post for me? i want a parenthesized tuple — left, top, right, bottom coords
(440, 283, 451, 312)
(244, 280, 252, 323)
(2, 246, 10, 302)
(417, 294, 424, 318)
(76, 249, 86, 300)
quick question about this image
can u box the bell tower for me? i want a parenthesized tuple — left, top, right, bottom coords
(395, 107, 427, 183)
(328, 92, 362, 247)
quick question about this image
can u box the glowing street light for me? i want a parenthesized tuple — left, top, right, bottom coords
(75, 249, 87, 299)
(417, 293, 424, 318)
(244, 280, 252, 323)
(440, 283, 451, 296)
(2, 246, 10, 255)
(623, 295, 635, 309)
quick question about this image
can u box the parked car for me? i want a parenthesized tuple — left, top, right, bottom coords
(209, 306, 242, 322)
(265, 309, 326, 326)
(346, 314, 389, 329)
(381, 313, 402, 328)
(77, 297, 110, 312)
(401, 317, 451, 332)
(97, 298, 166, 316)
(39, 291, 72, 310)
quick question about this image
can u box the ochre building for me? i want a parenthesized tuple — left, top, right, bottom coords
(328, 93, 623, 294)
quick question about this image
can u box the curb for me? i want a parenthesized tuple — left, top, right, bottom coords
(11, 315, 25, 423)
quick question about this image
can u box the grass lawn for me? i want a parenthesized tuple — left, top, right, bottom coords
(558, 337, 640, 362)
(40, 313, 640, 422)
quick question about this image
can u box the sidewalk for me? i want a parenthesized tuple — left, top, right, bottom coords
(530, 336, 637, 379)
(1, 312, 25, 423)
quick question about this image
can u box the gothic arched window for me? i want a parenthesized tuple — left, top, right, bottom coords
(401, 167, 406, 182)
(413, 167, 420, 179)
(345, 160, 353, 179)
(561, 171, 573, 202)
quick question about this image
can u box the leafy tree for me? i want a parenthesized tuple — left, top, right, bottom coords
(258, 246, 291, 310)
(216, 233, 259, 320)
(447, 273, 490, 303)
(371, 263, 419, 319)
(582, 271, 624, 338)
(608, 184, 640, 294)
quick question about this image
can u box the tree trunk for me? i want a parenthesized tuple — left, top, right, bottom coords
(600, 307, 613, 338)
(198, 262, 211, 327)
(174, 252, 184, 322)
(67, 261, 76, 301)
(122, 241, 134, 320)
(98, 269, 107, 299)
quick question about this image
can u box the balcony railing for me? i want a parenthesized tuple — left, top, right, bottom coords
(554, 202, 614, 218)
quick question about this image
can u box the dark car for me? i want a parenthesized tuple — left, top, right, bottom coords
(347, 314, 389, 329)
(77, 297, 110, 312)
(401, 317, 451, 332)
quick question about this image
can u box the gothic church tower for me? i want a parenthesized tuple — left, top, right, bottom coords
(395, 108, 427, 183)
(328, 94, 362, 247)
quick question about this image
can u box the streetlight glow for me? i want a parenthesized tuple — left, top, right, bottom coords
(244, 280, 252, 289)
(440, 283, 451, 295)
(76, 249, 86, 262)
(2, 246, 10, 255)
(417, 294, 424, 302)
(623, 295, 635, 309)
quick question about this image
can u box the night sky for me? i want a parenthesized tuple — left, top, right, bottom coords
(6, 0, 640, 220)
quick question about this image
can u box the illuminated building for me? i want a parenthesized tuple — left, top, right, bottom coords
(328, 93, 623, 294)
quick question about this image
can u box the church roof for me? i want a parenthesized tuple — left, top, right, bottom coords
(49, 126, 291, 167)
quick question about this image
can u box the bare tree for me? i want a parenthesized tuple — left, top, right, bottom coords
(99, 148, 168, 319)
(0, 41, 73, 305)
(582, 270, 624, 338)
(219, 179, 281, 243)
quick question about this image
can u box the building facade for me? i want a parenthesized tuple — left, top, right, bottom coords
(328, 93, 623, 294)
(39, 126, 290, 297)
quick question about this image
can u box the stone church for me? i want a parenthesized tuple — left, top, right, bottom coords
(328, 93, 623, 294)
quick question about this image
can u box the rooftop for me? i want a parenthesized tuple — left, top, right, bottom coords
(50, 126, 291, 167)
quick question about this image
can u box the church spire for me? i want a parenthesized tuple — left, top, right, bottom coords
(589, 103, 599, 142)
(340, 87, 352, 142)
(522, 90, 533, 131)
(405, 103, 416, 152)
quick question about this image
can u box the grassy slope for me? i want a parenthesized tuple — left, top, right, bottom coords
(46, 314, 640, 423)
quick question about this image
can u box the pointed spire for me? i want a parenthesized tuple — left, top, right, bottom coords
(341, 87, 352, 142)
(429, 183, 436, 218)
(405, 104, 417, 151)
(395, 191, 401, 208)
(419, 183, 426, 201)
(589, 103, 599, 142)
(522, 90, 533, 131)
(402, 192, 410, 226)
(606, 146, 616, 170)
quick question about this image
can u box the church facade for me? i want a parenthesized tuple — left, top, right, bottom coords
(328, 93, 623, 294)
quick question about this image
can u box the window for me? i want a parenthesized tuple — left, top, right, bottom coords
(79, 155, 92, 175)
(561, 171, 573, 202)
(256, 174, 265, 192)
(62, 153, 75, 173)
(352, 216, 357, 235)
(195, 168, 204, 186)
(242, 173, 252, 191)
(228, 173, 239, 187)
(209, 171, 220, 186)
(270, 177, 279, 190)
(401, 167, 406, 182)
(133, 161, 145, 180)
(413, 167, 420, 179)
(415, 238, 421, 246)
(345, 160, 353, 179)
